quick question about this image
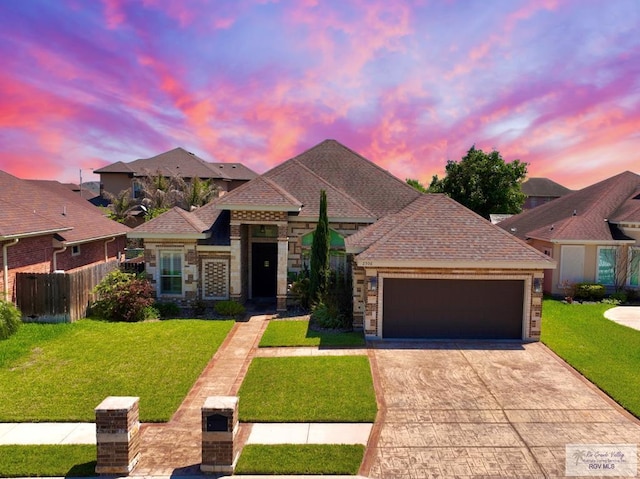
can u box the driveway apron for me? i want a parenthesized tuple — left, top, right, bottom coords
(362, 341, 640, 478)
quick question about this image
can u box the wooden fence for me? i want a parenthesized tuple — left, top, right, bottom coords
(16, 260, 119, 323)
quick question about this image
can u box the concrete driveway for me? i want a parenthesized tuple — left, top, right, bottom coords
(362, 342, 640, 478)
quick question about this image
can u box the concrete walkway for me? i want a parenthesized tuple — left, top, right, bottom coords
(604, 305, 640, 331)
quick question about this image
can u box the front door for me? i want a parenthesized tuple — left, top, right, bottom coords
(252, 243, 277, 298)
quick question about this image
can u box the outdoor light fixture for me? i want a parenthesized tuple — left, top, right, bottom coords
(369, 276, 378, 291)
(533, 278, 543, 293)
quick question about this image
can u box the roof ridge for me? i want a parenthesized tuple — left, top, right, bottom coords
(357, 195, 429, 258)
(285, 159, 377, 218)
(175, 206, 209, 232)
(259, 175, 304, 207)
(325, 140, 420, 194)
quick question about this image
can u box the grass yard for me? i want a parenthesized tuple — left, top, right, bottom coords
(0, 319, 233, 422)
(236, 444, 364, 475)
(238, 356, 377, 422)
(541, 299, 640, 418)
(259, 318, 365, 347)
(0, 445, 96, 477)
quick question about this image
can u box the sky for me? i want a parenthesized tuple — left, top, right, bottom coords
(0, 0, 638, 191)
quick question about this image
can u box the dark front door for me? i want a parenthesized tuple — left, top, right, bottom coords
(252, 243, 277, 298)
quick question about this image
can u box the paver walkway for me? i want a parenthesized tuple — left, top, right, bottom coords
(131, 314, 270, 476)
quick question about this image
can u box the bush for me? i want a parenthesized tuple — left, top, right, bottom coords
(214, 300, 245, 318)
(574, 283, 606, 302)
(290, 273, 311, 310)
(609, 291, 628, 304)
(91, 270, 155, 322)
(155, 301, 181, 319)
(0, 300, 21, 340)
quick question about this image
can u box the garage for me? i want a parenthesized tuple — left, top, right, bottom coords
(382, 278, 525, 339)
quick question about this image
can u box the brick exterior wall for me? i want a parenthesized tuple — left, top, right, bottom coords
(201, 257, 230, 300)
(231, 210, 287, 222)
(360, 267, 544, 341)
(1, 236, 126, 303)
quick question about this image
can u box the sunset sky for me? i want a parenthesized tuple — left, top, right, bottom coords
(1, 0, 638, 190)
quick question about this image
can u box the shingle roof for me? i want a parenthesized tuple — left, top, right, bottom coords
(0, 171, 129, 242)
(347, 194, 554, 268)
(129, 206, 209, 238)
(95, 147, 257, 181)
(499, 171, 640, 242)
(215, 176, 303, 211)
(521, 177, 572, 198)
(217, 139, 420, 220)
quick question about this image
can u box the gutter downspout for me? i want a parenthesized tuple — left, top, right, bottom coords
(53, 246, 67, 272)
(104, 237, 116, 262)
(3, 238, 19, 302)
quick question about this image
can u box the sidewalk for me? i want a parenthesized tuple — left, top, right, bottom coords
(604, 305, 640, 331)
(0, 422, 371, 446)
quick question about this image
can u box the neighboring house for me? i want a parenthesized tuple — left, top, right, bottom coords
(498, 171, 640, 296)
(95, 147, 258, 200)
(521, 177, 572, 210)
(129, 139, 555, 341)
(0, 171, 129, 314)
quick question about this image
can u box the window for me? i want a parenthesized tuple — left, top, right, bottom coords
(630, 247, 640, 287)
(159, 251, 182, 295)
(71, 245, 81, 256)
(597, 246, 616, 286)
(132, 180, 143, 199)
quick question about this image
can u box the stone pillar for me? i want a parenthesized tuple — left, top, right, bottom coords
(201, 396, 239, 474)
(95, 396, 140, 475)
(276, 228, 288, 312)
(229, 224, 242, 303)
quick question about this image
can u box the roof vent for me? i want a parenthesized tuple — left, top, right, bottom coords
(572, 209, 577, 216)
(550, 225, 554, 231)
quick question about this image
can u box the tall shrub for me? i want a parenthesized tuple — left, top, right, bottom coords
(0, 300, 21, 340)
(91, 270, 155, 322)
(309, 190, 330, 304)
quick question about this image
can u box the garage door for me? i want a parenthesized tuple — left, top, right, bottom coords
(382, 278, 524, 339)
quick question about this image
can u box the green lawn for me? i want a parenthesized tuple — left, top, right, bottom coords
(0, 319, 233, 422)
(541, 299, 640, 418)
(0, 445, 96, 477)
(238, 356, 377, 422)
(236, 444, 364, 475)
(259, 319, 365, 347)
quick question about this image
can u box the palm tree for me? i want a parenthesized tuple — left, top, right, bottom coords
(103, 188, 136, 224)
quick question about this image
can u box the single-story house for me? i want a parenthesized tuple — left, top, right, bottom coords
(0, 171, 129, 314)
(129, 139, 555, 340)
(498, 171, 640, 296)
(95, 147, 258, 200)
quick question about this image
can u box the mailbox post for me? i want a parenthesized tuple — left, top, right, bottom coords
(201, 396, 239, 473)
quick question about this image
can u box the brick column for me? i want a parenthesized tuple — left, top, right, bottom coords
(201, 396, 239, 474)
(95, 396, 140, 475)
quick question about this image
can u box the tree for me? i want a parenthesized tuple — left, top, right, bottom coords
(309, 190, 330, 303)
(406, 178, 427, 193)
(177, 176, 218, 211)
(103, 188, 136, 223)
(429, 146, 528, 219)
